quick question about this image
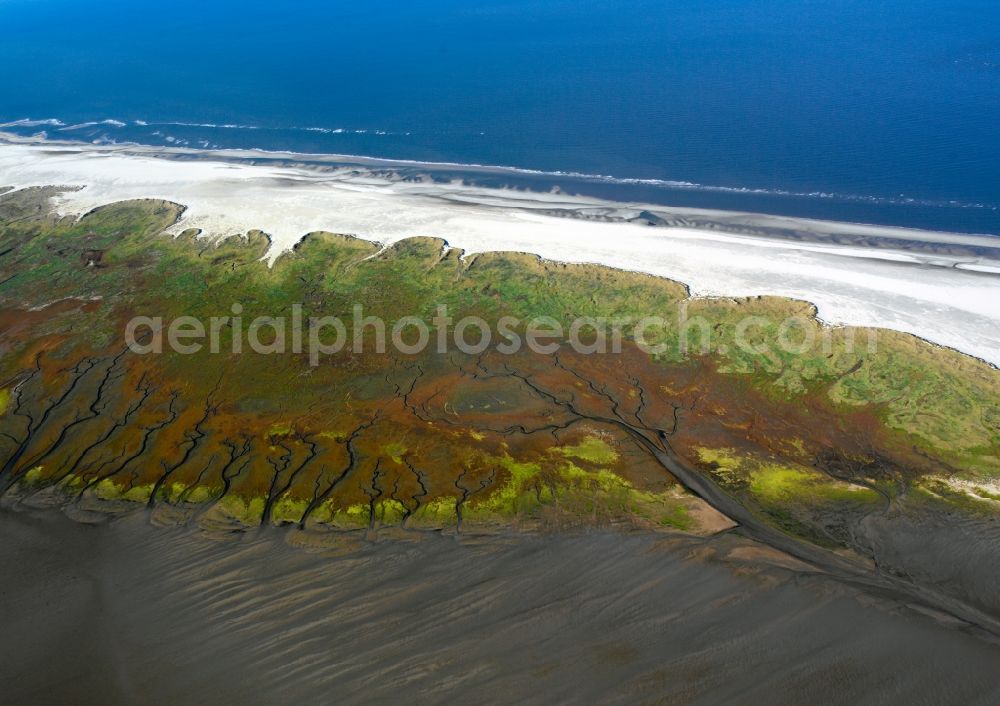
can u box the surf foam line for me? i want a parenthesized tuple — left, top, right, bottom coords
(1, 140, 998, 365)
(1, 116, 996, 211)
(0, 117, 409, 137)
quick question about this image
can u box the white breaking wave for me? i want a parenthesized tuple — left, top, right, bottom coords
(58, 119, 128, 130)
(0, 118, 66, 128)
(142, 120, 405, 137)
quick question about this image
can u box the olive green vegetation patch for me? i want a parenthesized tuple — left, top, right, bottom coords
(697, 447, 880, 505)
(695, 446, 887, 547)
(554, 435, 619, 465)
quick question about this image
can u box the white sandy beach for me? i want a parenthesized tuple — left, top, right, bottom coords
(1, 140, 998, 365)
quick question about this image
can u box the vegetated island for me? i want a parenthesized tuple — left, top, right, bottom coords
(1, 187, 999, 635)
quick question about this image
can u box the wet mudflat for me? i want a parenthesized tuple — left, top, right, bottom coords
(2, 510, 999, 706)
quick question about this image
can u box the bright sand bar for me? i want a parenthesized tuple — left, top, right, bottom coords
(1, 140, 998, 365)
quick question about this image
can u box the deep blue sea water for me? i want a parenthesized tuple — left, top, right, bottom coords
(1, 0, 998, 233)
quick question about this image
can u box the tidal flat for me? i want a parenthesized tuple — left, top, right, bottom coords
(3, 509, 1000, 706)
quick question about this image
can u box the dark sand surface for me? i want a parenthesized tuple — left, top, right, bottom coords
(2, 510, 1000, 706)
